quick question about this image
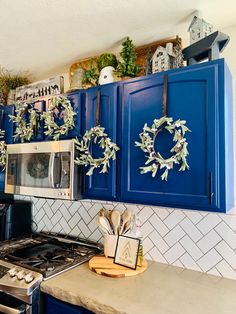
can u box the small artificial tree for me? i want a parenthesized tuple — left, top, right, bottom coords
(117, 37, 140, 78)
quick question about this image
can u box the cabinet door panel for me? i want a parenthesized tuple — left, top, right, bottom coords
(61, 91, 82, 139)
(121, 64, 218, 210)
(83, 84, 118, 200)
(0, 105, 14, 191)
(1, 105, 14, 144)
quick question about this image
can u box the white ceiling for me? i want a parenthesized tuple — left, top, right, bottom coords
(0, 0, 236, 81)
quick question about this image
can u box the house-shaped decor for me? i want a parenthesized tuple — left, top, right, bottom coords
(183, 31, 230, 65)
(189, 16, 213, 44)
(152, 43, 175, 73)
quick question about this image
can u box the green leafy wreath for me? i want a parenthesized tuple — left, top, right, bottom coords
(9, 103, 40, 143)
(135, 116, 191, 181)
(74, 126, 120, 176)
(42, 96, 76, 141)
(0, 129, 6, 169)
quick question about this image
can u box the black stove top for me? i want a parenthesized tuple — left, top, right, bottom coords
(0, 233, 102, 279)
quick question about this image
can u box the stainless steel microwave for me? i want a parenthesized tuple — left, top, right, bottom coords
(5, 140, 82, 200)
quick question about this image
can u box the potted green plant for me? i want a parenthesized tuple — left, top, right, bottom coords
(116, 37, 140, 79)
(82, 60, 99, 87)
(97, 53, 118, 85)
(0, 67, 30, 105)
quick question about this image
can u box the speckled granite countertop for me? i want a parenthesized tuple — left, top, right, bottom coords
(40, 260, 236, 314)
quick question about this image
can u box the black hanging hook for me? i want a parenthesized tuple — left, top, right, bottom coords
(95, 89, 101, 126)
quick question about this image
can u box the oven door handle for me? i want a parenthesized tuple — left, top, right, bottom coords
(0, 303, 27, 314)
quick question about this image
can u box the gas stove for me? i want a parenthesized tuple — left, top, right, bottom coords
(0, 232, 102, 280)
(0, 233, 102, 313)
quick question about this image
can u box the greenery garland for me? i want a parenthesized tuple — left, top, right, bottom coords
(74, 126, 120, 176)
(135, 116, 191, 181)
(42, 96, 76, 141)
(9, 103, 40, 143)
(0, 129, 6, 169)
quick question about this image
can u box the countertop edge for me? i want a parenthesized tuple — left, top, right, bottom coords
(41, 283, 125, 314)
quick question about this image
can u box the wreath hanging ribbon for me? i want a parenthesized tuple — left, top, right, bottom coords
(42, 96, 76, 141)
(9, 102, 40, 143)
(74, 90, 119, 176)
(0, 129, 6, 169)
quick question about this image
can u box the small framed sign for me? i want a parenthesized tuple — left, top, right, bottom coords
(114, 235, 140, 270)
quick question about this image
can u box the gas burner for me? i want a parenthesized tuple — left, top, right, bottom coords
(0, 232, 102, 279)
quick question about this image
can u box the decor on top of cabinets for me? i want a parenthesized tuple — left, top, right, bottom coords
(173, 36, 184, 69)
(97, 53, 118, 85)
(144, 48, 152, 75)
(183, 31, 230, 65)
(15, 76, 64, 104)
(116, 37, 140, 79)
(0, 129, 6, 169)
(42, 96, 76, 141)
(75, 89, 119, 176)
(69, 65, 85, 91)
(151, 43, 175, 73)
(188, 15, 213, 44)
(69, 37, 181, 79)
(0, 66, 30, 105)
(82, 60, 99, 87)
(9, 103, 40, 143)
(74, 125, 119, 176)
(135, 116, 190, 181)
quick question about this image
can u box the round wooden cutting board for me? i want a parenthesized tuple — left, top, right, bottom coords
(89, 255, 148, 278)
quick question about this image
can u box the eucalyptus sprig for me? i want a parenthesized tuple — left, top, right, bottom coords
(135, 116, 191, 181)
(0, 129, 6, 169)
(74, 126, 120, 176)
(42, 96, 76, 141)
(9, 102, 40, 143)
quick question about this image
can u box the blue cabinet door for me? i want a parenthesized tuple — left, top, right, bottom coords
(120, 59, 233, 212)
(44, 90, 82, 141)
(0, 105, 14, 191)
(82, 84, 119, 200)
(45, 295, 94, 314)
(1, 105, 14, 144)
(10, 101, 45, 143)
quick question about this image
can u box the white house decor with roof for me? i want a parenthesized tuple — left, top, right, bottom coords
(189, 16, 213, 44)
(152, 43, 175, 73)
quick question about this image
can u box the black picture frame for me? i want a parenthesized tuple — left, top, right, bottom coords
(113, 235, 141, 270)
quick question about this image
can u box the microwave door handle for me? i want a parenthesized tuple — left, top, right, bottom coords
(49, 153, 55, 188)
(60, 153, 69, 188)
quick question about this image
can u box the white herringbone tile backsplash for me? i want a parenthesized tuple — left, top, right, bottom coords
(16, 195, 236, 280)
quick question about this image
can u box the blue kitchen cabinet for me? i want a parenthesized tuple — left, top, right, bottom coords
(0, 105, 14, 191)
(10, 100, 45, 143)
(45, 295, 94, 314)
(82, 83, 119, 200)
(44, 90, 83, 141)
(31, 100, 46, 142)
(119, 59, 233, 212)
(0, 105, 14, 144)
